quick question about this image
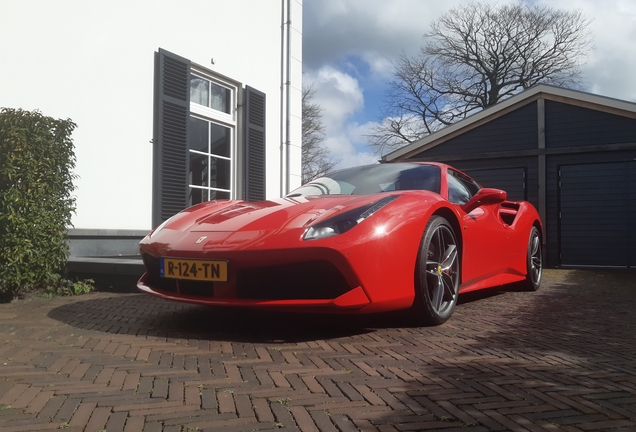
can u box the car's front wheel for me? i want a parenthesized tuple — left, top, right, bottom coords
(414, 216, 460, 325)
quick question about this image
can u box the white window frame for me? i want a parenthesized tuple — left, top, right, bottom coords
(189, 67, 239, 201)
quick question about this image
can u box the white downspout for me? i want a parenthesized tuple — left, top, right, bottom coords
(279, 0, 286, 197)
(285, 0, 292, 195)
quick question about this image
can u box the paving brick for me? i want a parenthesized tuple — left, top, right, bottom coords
(299, 375, 324, 394)
(309, 409, 339, 432)
(271, 399, 296, 427)
(353, 384, 385, 406)
(0, 384, 30, 405)
(290, 405, 319, 432)
(140, 420, 162, 432)
(253, 397, 276, 422)
(10, 387, 41, 410)
(67, 402, 97, 428)
(374, 388, 408, 410)
(105, 411, 129, 432)
(53, 398, 81, 423)
(2, 421, 61, 432)
(84, 406, 111, 432)
(106, 369, 126, 389)
(122, 371, 141, 392)
(235, 393, 255, 418)
(36, 395, 66, 419)
(68, 363, 91, 380)
(150, 377, 168, 399)
(218, 390, 236, 413)
(143, 406, 208, 424)
(120, 411, 141, 432)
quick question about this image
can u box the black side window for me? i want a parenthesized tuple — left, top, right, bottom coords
(448, 175, 471, 204)
(448, 170, 480, 204)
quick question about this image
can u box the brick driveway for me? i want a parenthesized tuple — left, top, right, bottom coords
(0, 269, 635, 432)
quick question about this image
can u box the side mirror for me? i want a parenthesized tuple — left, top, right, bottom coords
(461, 188, 507, 213)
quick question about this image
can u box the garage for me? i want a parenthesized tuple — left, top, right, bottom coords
(383, 84, 636, 268)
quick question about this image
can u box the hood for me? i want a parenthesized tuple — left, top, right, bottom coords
(144, 191, 444, 253)
(182, 194, 398, 233)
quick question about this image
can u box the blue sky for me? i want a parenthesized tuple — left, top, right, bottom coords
(302, 0, 636, 168)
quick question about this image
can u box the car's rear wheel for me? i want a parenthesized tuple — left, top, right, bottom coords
(414, 216, 460, 325)
(521, 226, 542, 291)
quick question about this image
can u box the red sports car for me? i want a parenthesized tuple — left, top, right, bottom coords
(138, 163, 542, 325)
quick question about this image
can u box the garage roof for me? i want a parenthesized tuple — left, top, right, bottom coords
(382, 84, 636, 162)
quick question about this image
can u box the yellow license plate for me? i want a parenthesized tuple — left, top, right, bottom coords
(160, 258, 228, 281)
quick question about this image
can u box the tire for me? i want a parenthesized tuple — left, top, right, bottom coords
(521, 226, 542, 291)
(413, 216, 460, 325)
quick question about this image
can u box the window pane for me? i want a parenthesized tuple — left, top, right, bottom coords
(188, 117, 209, 153)
(209, 123, 231, 157)
(210, 190, 230, 200)
(190, 76, 209, 106)
(189, 188, 207, 207)
(210, 82, 231, 114)
(189, 152, 208, 187)
(210, 157, 231, 190)
(448, 175, 471, 204)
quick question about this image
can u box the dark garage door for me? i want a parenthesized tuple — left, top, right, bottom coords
(559, 161, 636, 267)
(463, 167, 527, 201)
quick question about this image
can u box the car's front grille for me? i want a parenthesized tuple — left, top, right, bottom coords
(236, 260, 351, 300)
(177, 280, 214, 297)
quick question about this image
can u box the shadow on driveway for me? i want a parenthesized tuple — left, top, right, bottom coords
(45, 280, 522, 344)
(46, 269, 636, 352)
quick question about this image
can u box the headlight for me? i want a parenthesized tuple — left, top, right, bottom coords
(303, 195, 400, 240)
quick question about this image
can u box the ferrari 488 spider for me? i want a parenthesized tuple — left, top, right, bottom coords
(138, 163, 543, 325)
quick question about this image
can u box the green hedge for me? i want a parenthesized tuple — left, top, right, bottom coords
(0, 108, 77, 301)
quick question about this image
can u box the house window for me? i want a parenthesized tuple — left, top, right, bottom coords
(189, 70, 237, 206)
(153, 48, 266, 227)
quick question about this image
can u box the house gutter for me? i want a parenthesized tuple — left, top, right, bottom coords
(279, 0, 286, 196)
(285, 0, 292, 195)
(279, 0, 293, 196)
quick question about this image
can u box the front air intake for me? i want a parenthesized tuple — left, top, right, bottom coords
(237, 261, 351, 300)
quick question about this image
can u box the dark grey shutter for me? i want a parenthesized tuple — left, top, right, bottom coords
(244, 86, 266, 201)
(152, 48, 190, 227)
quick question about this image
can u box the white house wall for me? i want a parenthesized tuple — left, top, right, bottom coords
(0, 0, 302, 230)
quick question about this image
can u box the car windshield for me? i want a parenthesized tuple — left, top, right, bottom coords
(287, 164, 441, 197)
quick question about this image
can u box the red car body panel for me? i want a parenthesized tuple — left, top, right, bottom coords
(138, 163, 542, 313)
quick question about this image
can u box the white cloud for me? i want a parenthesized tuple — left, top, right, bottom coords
(304, 67, 382, 168)
(359, 52, 394, 80)
(305, 66, 363, 127)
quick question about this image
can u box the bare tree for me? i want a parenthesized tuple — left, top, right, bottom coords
(369, 1, 592, 155)
(302, 85, 339, 183)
